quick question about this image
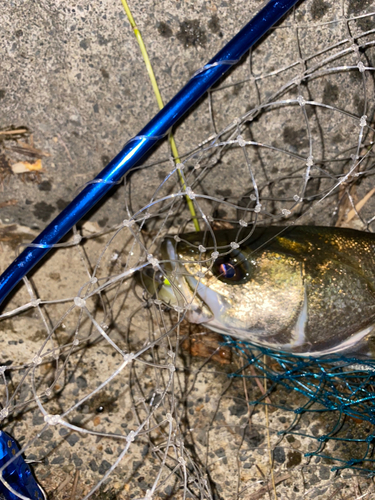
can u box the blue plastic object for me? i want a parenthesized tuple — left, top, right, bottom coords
(0, 431, 44, 500)
(0, 0, 300, 307)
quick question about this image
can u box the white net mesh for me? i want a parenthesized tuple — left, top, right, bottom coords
(1, 2, 375, 499)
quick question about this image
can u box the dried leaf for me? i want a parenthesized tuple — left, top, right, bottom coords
(11, 159, 43, 174)
(0, 154, 11, 173)
(346, 187, 375, 222)
(0, 127, 29, 140)
(0, 224, 18, 236)
(182, 330, 232, 365)
(243, 473, 290, 500)
(211, 220, 235, 230)
(0, 199, 17, 209)
(0, 223, 37, 249)
(6, 141, 50, 158)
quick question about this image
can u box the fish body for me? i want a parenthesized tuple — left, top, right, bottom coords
(142, 226, 375, 357)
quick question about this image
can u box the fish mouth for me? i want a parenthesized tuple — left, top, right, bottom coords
(137, 237, 217, 324)
(139, 238, 211, 319)
(184, 274, 227, 323)
(162, 237, 232, 325)
(162, 238, 214, 323)
(137, 238, 183, 307)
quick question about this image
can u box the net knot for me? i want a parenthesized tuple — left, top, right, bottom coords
(147, 254, 159, 269)
(211, 251, 219, 260)
(32, 355, 43, 366)
(237, 135, 246, 147)
(173, 305, 184, 314)
(74, 297, 86, 308)
(44, 414, 61, 425)
(185, 187, 195, 200)
(198, 245, 206, 253)
(360, 115, 367, 127)
(306, 155, 314, 167)
(123, 353, 135, 364)
(123, 219, 135, 228)
(297, 95, 306, 106)
(239, 219, 248, 227)
(126, 430, 136, 443)
(72, 234, 82, 245)
(357, 61, 366, 73)
(230, 242, 239, 250)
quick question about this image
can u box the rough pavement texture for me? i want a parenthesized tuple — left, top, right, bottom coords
(1, 1, 375, 499)
(1, 0, 373, 231)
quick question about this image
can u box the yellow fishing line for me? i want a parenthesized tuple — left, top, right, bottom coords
(120, 0, 200, 231)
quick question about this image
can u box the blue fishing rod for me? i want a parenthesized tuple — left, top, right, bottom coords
(0, 0, 300, 309)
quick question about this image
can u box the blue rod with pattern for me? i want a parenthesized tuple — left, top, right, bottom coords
(0, 431, 44, 500)
(0, 0, 300, 307)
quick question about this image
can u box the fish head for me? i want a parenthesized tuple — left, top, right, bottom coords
(140, 226, 375, 356)
(141, 228, 306, 349)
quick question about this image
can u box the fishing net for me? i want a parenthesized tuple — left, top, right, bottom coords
(1, 1, 375, 499)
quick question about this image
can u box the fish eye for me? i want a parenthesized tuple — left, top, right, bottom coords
(218, 262, 236, 279)
(212, 253, 250, 283)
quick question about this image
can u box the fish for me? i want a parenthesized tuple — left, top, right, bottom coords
(140, 226, 375, 357)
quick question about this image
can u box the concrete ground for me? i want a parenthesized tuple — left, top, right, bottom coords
(1, 0, 375, 499)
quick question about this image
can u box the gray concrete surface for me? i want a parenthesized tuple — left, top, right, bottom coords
(1, 0, 374, 231)
(1, 0, 255, 229)
(2, 1, 375, 499)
